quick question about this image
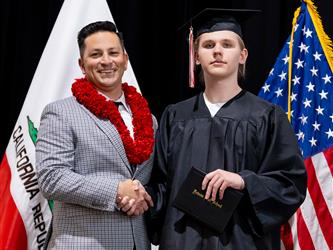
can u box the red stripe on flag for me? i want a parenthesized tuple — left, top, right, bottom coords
(0, 155, 27, 250)
(296, 209, 315, 250)
(323, 147, 333, 177)
(281, 222, 293, 250)
(306, 156, 333, 248)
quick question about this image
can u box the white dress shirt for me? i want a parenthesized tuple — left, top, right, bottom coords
(99, 91, 134, 138)
(114, 93, 134, 139)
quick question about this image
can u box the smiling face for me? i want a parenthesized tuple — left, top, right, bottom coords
(195, 30, 248, 82)
(79, 31, 128, 95)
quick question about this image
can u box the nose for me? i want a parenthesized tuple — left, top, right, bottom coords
(213, 44, 223, 56)
(100, 53, 112, 64)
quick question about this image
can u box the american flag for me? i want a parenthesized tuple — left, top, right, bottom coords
(258, 1, 333, 249)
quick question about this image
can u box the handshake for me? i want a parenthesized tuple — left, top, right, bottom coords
(116, 179, 153, 217)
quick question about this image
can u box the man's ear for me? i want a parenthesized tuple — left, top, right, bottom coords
(78, 58, 85, 74)
(124, 52, 129, 71)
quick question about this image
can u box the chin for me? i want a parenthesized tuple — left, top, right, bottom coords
(99, 76, 115, 84)
(208, 71, 228, 77)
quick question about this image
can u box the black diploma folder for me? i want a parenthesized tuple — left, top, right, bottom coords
(173, 167, 243, 234)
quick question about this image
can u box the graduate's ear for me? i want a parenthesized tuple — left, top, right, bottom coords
(195, 51, 200, 65)
(239, 48, 248, 65)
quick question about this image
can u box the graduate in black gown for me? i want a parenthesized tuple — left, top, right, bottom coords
(146, 9, 307, 250)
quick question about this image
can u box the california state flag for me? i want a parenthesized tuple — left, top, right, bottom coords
(0, 0, 138, 249)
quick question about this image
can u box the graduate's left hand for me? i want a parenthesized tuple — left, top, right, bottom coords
(202, 169, 245, 201)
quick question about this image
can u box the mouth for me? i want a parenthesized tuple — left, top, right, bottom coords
(98, 69, 116, 76)
(211, 60, 226, 65)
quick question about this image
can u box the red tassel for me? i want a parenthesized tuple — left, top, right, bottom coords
(189, 26, 195, 88)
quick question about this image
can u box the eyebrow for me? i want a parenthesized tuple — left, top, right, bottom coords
(201, 38, 235, 43)
(88, 46, 121, 52)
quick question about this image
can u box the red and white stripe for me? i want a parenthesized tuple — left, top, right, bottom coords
(0, 155, 28, 250)
(282, 146, 333, 250)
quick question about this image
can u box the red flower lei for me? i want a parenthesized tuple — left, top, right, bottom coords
(71, 78, 154, 165)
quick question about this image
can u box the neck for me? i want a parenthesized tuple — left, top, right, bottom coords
(94, 81, 123, 100)
(99, 88, 123, 101)
(203, 76, 242, 103)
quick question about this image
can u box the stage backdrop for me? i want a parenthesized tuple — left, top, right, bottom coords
(0, 1, 332, 249)
(2, 0, 333, 156)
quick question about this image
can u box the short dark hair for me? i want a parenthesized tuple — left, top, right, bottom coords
(77, 21, 125, 56)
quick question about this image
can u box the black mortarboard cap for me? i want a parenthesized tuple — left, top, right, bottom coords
(186, 8, 261, 39)
(182, 8, 260, 87)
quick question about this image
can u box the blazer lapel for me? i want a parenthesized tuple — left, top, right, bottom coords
(79, 104, 132, 173)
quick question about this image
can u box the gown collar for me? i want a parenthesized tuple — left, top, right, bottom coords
(193, 90, 247, 118)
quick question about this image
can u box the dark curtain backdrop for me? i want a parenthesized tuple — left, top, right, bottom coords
(0, 0, 332, 156)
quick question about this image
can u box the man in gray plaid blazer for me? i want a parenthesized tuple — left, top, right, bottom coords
(36, 21, 157, 249)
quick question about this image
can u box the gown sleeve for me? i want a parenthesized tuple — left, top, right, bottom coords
(239, 104, 307, 235)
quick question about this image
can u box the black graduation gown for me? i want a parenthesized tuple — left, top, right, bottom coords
(146, 91, 307, 250)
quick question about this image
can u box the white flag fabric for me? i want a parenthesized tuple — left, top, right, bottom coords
(0, 0, 139, 249)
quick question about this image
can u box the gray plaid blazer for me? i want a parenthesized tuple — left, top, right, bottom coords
(36, 96, 157, 250)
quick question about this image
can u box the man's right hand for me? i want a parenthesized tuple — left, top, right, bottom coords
(117, 179, 153, 216)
